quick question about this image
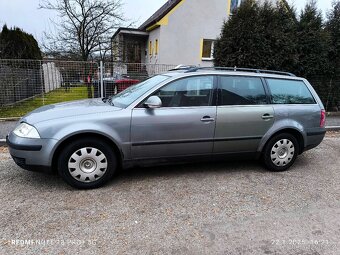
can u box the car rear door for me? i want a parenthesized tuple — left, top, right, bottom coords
(214, 75, 274, 154)
(131, 75, 217, 159)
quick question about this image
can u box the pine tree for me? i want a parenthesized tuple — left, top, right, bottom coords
(271, 0, 298, 72)
(326, 1, 340, 74)
(0, 25, 42, 60)
(296, 0, 330, 77)
(325, 1, 340, 109)
(214, 0, 261, 68)
(214, 0, 298, 73)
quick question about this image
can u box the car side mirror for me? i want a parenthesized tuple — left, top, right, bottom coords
(144, 96, 162, 109)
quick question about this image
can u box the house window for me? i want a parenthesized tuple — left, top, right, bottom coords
(155, 39, 159, 55)
(149, 41, 152, 56)
(230, 0, 243, 13)
(202, 39, 215, 60)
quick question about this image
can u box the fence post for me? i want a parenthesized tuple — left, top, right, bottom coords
(100, 61, 104, 98)
(39, 60, 45, 106)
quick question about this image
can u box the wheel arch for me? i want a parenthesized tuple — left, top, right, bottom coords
(259, 128, 305, 155)
(51, 132, 123, 173)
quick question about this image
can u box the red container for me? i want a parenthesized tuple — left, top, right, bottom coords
(115, 79, 140, 94)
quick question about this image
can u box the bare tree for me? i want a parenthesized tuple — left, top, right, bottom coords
(40, 0, 124, 98)
(40, 0, 124, 61)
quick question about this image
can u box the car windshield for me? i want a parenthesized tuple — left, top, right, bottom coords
(110, 75, 170, 108)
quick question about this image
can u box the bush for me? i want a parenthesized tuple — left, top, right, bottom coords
(0, 25, 42, 60)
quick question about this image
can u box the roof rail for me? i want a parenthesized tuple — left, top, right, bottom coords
(183, 66, 296, 77)
(168, 65, 197, 71)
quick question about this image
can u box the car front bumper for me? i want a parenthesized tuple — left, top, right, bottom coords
(6, 133, 59, 173)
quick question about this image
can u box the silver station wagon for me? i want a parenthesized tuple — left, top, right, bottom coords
(7, 67, 326, 189)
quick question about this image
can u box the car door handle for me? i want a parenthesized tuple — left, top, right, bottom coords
(262, 113, 274, 120)
(201, 116, 215, 122)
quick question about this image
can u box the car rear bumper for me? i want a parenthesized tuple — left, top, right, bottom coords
(304, 130, 326, 152)
(6, 133, 58, 173)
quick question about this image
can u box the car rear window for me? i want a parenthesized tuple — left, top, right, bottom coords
(266, 79, 316, 104)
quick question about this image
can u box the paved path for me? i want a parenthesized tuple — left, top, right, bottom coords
(1, 117, 340, 139)
(326, 116, 340, 126)
(0, 121, 17, 139)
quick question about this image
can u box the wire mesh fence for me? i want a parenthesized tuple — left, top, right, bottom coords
(0, 59, 99, 118)
(0, 59, 175, 118)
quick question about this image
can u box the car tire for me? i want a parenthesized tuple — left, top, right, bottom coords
(58, 138, 117, 189)
(262, 133, 299, 172)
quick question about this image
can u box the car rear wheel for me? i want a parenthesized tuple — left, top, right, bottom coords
(58, 138, 117, 189)
(263, 133, 299, 172)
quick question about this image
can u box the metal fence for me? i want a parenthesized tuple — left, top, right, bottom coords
(0, 59, 175, 118)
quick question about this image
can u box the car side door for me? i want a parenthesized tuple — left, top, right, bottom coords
(214, 75, 274, 154)
(131, 75, 217, 159)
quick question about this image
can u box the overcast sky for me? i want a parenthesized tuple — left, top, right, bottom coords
(0, 0, 334, 44)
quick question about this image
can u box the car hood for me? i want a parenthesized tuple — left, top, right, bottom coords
(21, 98, 122, 124)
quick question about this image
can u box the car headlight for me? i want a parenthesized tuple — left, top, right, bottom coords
(13, 123, 40, 139)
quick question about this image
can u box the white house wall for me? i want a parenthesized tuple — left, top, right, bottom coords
(145, 0, 279, 66)
(148, 27, 161, 64)
(147, 0, 229, 67)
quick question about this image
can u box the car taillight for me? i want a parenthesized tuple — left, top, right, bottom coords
(320, 109, 326, 127)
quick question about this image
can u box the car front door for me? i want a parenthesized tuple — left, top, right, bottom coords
(214, 75, 274, 154)
(131, 75, 217, 159)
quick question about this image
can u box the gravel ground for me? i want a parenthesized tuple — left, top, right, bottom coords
(0, 135, 340, 254)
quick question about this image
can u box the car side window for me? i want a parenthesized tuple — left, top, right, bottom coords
(219, 76, 267, 105)
(154, 76, 214, 107)
(266, 79, 316, 104)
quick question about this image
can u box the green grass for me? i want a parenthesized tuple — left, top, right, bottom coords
(0, 86, 91, 118)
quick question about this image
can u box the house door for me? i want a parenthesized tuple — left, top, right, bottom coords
(126, 42, 141, 63)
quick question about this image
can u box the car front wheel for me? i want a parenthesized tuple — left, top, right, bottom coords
(263, 133, 299, 172)
(58, 138, 117, 189)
